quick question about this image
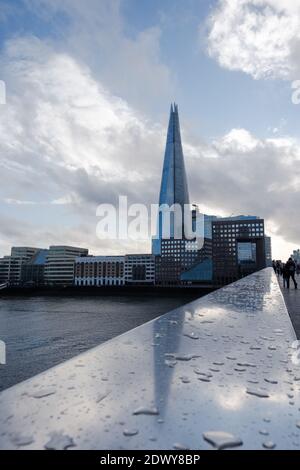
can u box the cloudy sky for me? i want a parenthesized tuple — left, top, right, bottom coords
(0, 0, 299, 259)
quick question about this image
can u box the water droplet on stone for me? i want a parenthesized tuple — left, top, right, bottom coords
(264, 378, 278, 385)
(31, 388, 56, 399)
(133, 406, 159, 416)
(263, 441, 276, 449)
(175, 354, 200, 361)
(180, 376, 190, 384)
(203, 431, 243, 450)
(96, 391, 110, 403)
(165, 359, 177, 368)
(10, 433, 34, 447)
(123, 429, 139, 437)
(173, 443, 189, 450)
(184, 332, 199, 340)
(237, 362, 256, 368)
(246, 388, 270, 398)
(45, 432, 75, 450)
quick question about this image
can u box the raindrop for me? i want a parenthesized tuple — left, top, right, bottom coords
(263, 441, 276, 449)
(180, 376, 190, 384)
(44, 432, 75, 450)
(96, 391, 110, 403)
(173, 443, 190, 450)
(174, 354, 200, 361)
(263, 417, 271, 423)
(246, 388, 270, 398)
(184, 332, 199, 340)
(133, 407, 159, 416)
(259, 430, 269, 436)
(123, 429, 139, 437)
(31, 388, 56, 399)
(264, 378, 278, 385)
(165, 359, 177, 368)
(155, 333, 164, 339)
(237, 362, 256, 368)
(203, 431, 243, 450)
(193, 369, 212, 378)
(10, 433, 34, 447)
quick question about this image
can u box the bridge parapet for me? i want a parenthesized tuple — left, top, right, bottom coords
(0, 268, 299, 450)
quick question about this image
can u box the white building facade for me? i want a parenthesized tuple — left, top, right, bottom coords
(74, 256, 125, 286)
(74, 254, 156, 287)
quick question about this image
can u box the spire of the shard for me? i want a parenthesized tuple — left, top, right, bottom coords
(158, 103, 190, 207)
(152, 104, 190, 255)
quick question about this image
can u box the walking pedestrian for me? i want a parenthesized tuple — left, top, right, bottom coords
(285, 257, 298, 289)
(282, 263, 289, 288)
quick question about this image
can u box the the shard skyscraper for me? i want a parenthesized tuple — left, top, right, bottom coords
(152, 104, 190, 255)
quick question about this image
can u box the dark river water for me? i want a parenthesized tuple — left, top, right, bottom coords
(0, 294, 199, 391)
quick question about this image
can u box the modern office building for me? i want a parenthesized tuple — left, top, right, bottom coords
(212, 216, 266, 285)
(125, 254, 155, 285)
(74, 256, 125, 286)
(0, 256, 11, 285)
(0, 247, 40, 286)
(44, 246, 88, 286)
(155, 209, 217, 285)
(152, 103, 190, 256)
(21, 249, 49, 286)
(292, 249, 300, 264)
(152, 105, 217, 285)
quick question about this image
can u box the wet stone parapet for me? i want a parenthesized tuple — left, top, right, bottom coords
(0, 268, 299, 450)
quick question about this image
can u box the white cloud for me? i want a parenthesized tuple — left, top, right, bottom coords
(0, 35, 165, 255)
(207, 0, 300, 80)
(0, 36, 164, 201)
(25, 0, 174, 114)
(187, 127, 300, 255)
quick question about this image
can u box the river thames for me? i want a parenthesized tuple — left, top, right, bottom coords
(0, 293, 198, 391)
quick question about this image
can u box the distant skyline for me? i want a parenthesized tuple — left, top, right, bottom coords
(0, 0, 299, 260)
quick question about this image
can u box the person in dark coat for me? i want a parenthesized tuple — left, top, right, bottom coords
(282, 263, 289, 288)
(285, 258, 298, 289)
